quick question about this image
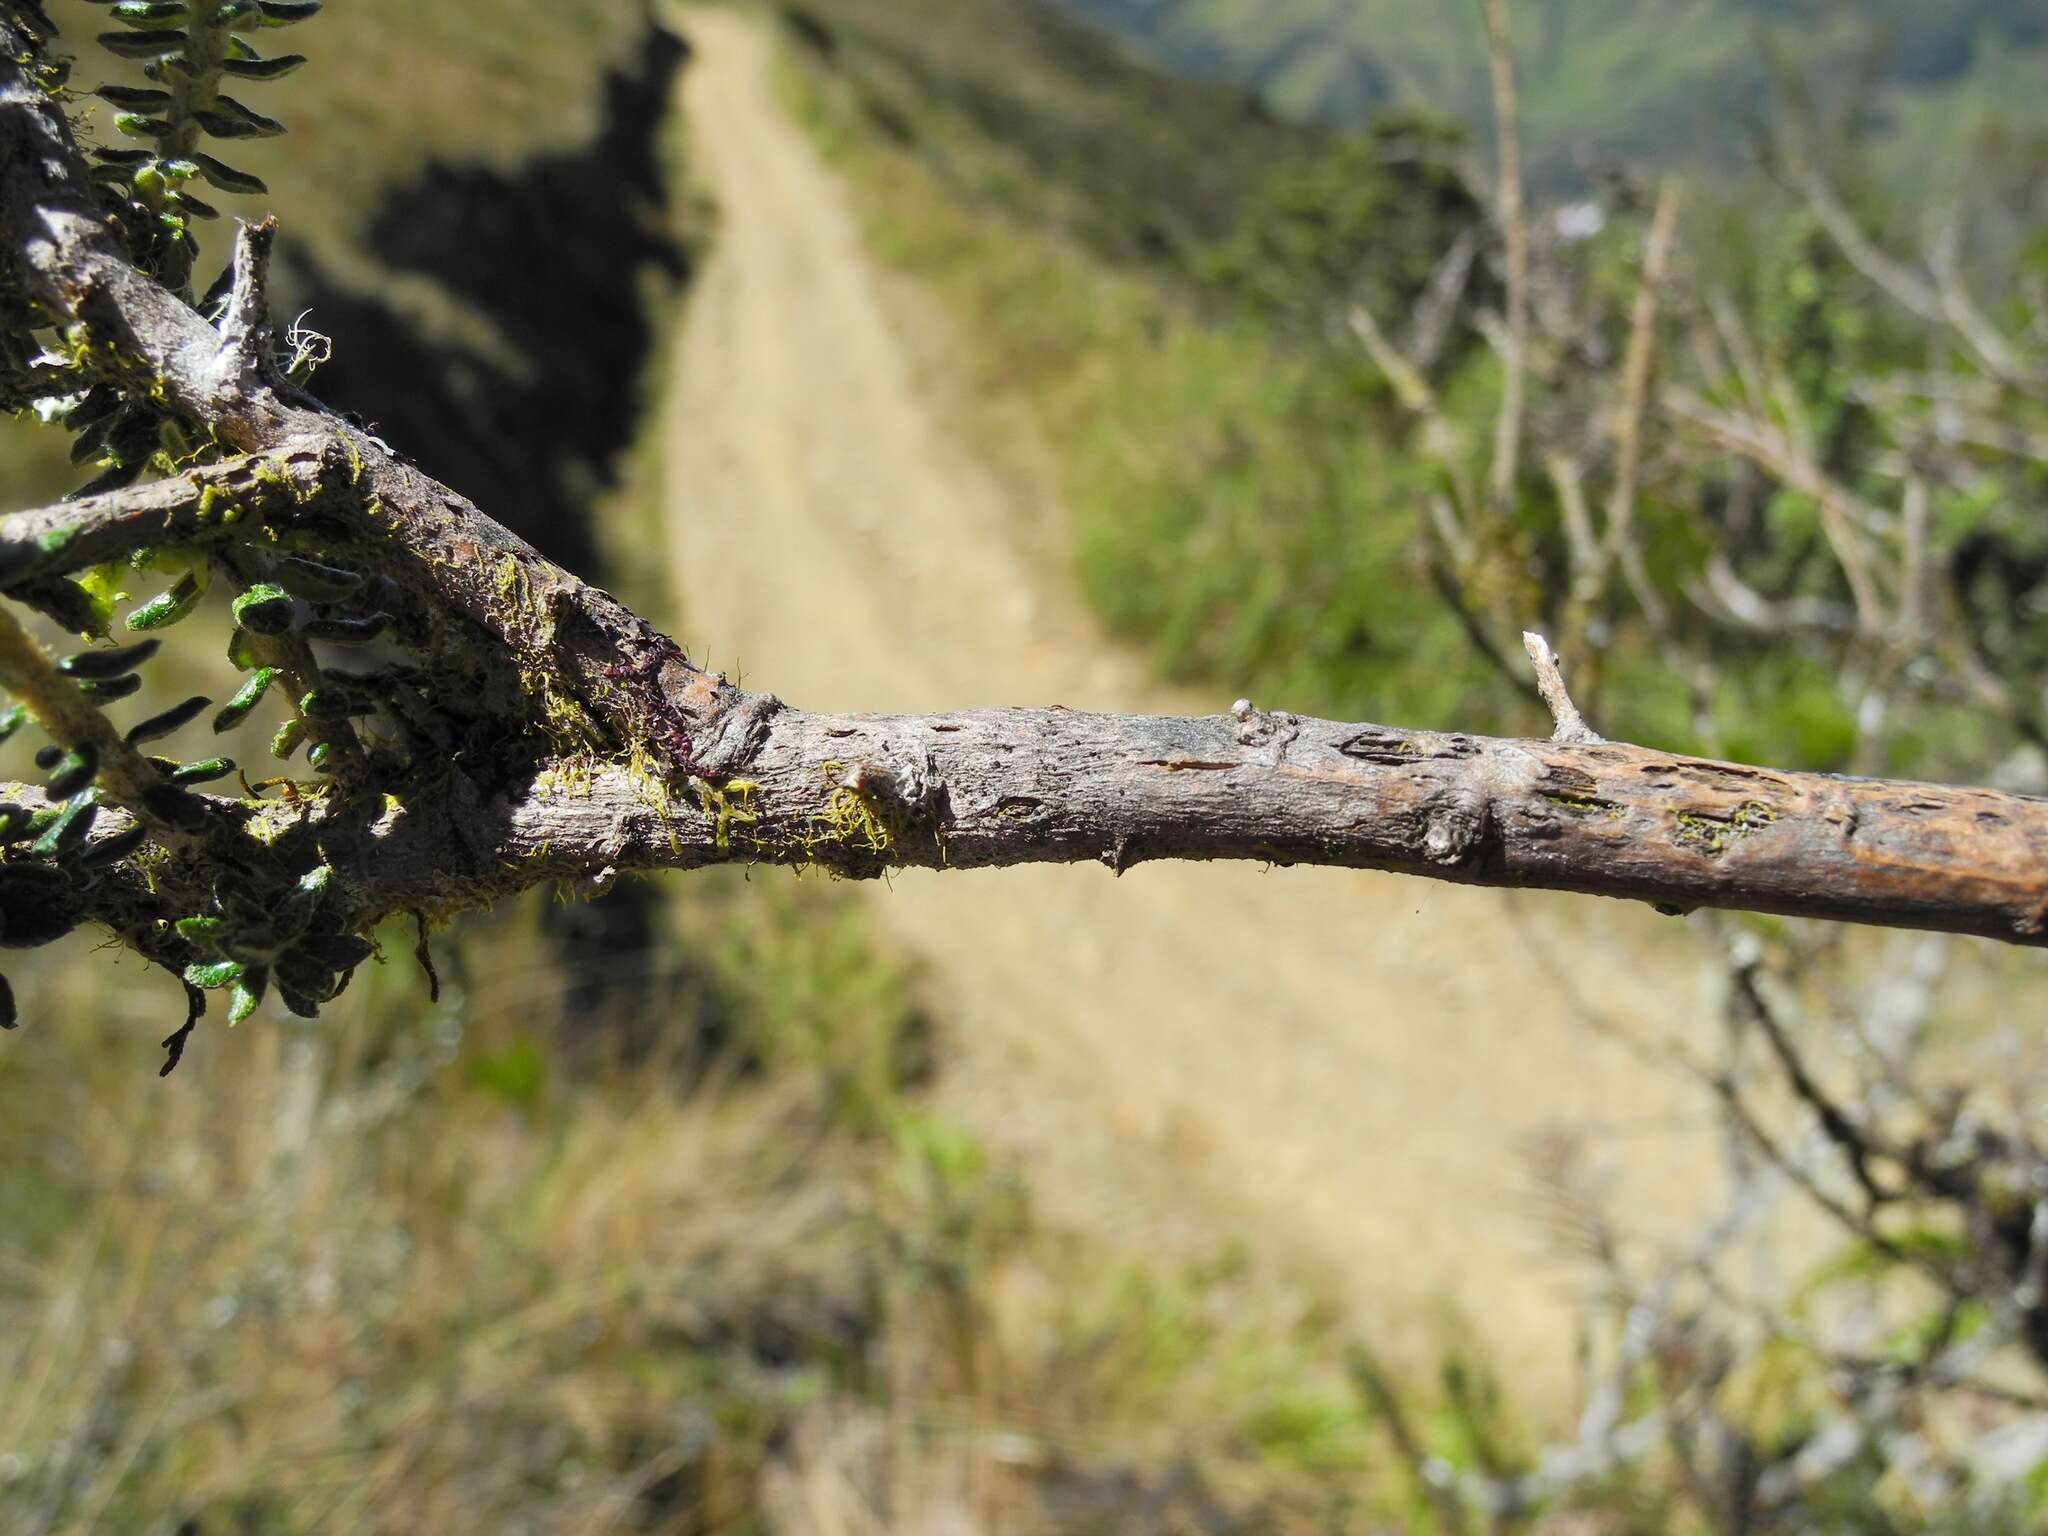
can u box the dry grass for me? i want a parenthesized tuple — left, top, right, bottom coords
(0, 875, 1413, 1533)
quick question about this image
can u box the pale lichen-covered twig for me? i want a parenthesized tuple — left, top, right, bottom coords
(1521, 631, 1602, 745)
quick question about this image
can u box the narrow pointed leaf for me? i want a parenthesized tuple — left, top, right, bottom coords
(96, 29, 187, 57)
(59, 638, 159, 679)
(30, 792, 98, 855)
(78, 674, 144, 701)
(111, 1, 190, 26)
(79, 823, 149, 866)
(273, 555, 362, 601)
(164, 756, 235, 785)
(194, 97, 285, 138)
(126, 694, 210, 744)
(94, 85, 173, 110)
(125, 572, 202, 631)
(221, 50, 304, 79)
(301, 613, 390, 644)
(213, 667, 275, 732)
(191, 151, 266, 195)
(45, 746, 99, 799)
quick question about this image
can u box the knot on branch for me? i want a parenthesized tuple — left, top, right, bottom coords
(1423, 790, 1491, 868)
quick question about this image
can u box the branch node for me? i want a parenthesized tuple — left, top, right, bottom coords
(1522, 631, 1604, 745)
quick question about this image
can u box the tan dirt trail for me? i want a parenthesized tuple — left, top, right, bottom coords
(662, 6, 1716, 1388)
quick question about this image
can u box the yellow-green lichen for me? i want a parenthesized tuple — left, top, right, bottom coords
(802, 762, 898, 858)
(695, 776, 762, 851)
(1672, 798, 1780, 855)
(1545, 792, 1625, 822)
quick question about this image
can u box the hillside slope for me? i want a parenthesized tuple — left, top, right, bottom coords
(665, 5, 1721, 1390)
(1056, 0, 2048, 178)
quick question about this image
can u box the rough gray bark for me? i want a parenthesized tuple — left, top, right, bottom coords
(5, 16, 2048, 972)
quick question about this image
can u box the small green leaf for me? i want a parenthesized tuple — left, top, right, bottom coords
(273, 555, 362, 602)
(70, 414, 115, 466)
(125, 571, 202, 631)
(231, 583, 292, 635)
(45, 746, 99, 799)
(79, 823, 149, 867)
(227, 967, 267, 1025)
(0, 705, 26, 744)
(194, 98, 284, 139)
(302, 613, 391, 644)
(30, 792, 99, 856)
(81, 674, 144, 704)
(175, 915, 227, 947)
(165, 757, 235, 786)
(190, 151, 265, 196)
(253, 0, 320, 23)
(183, 958, 245, 990)
(269, 717, 304, 759)
(96, 29, 187, 58)
(298, 688, 354, 722)
(227, 626, 264, 670)
(59, 638, 159, 679)
(175, 190, 221, 221)
(127, 694, 211, 744)
(114, 113, 173, 139)
(306, 741, 334, 772)
(220, 50, 304, 79)
(95, 84, 173, 110)
(212, 667, 275, 731)
(75, 562, 131, 633)
(111, 0, 191, 26)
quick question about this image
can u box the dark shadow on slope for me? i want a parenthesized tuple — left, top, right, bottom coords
(287, 24, 691, 577)
(282, 21, 692, 1023)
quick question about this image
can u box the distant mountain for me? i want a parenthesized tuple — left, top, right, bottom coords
(1051, 0, 2048, 180)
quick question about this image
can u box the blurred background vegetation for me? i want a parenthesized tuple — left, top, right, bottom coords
(6, 0, 2048, 1529)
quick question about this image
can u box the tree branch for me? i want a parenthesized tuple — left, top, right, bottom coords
(21, 691, 2048, 953)
(4, 13, 2048, 1041)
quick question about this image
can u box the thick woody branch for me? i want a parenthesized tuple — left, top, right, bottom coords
(6, 22, 2048, 966)
(31, 698, 2048, 950)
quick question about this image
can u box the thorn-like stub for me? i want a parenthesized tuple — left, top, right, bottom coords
(1522, 631, 1604, 745)
(214, 217, 278, 387)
